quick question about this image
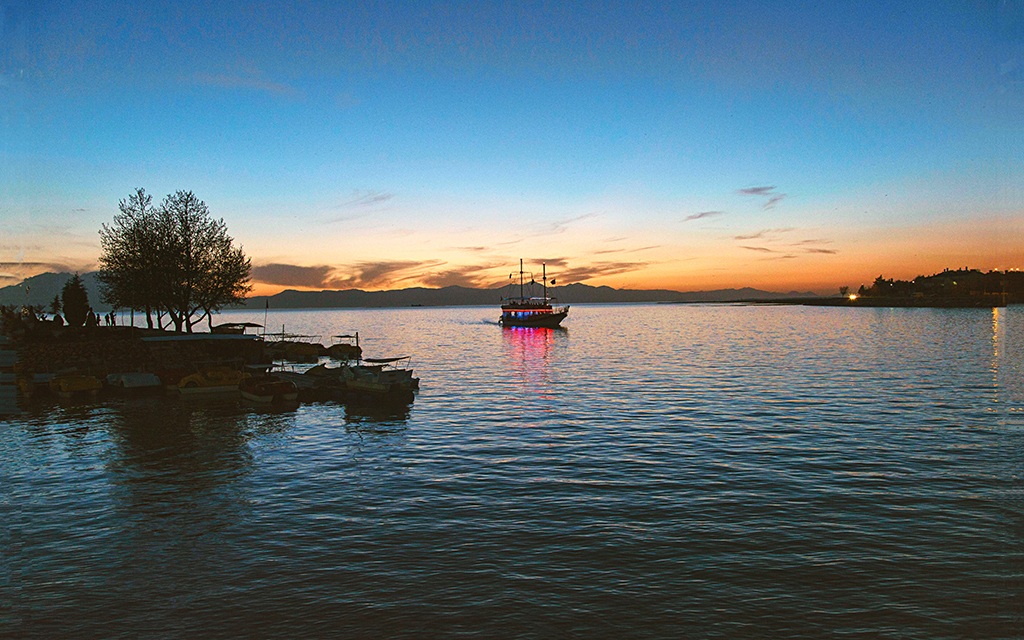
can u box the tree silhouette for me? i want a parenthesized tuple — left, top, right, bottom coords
(99, 189, 252, 333)
(98, 188, 164, 328)
(61, 274, 90, 328)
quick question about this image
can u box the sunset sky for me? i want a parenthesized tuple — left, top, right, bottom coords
(3, 0, 1023, 296)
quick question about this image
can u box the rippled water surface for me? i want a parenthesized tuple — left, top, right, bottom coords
(4, 304, 1024, 638)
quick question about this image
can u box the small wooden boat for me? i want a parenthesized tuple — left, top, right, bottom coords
(342, 357, 419, 400)
(326, 333, 362, 360)
(239, 367, 299, 403)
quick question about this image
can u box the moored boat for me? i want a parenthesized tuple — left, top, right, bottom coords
(239, 366, 299, 403)
(49, 371, 103, 398)
(342, 357, 419, 399)
(326, 333, 362, 360)
(106, 372, 164, 394)
(499, 260, 569, 328)
(178, 365, 248, 394)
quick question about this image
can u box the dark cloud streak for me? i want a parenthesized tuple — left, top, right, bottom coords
(738, 186, 787, 210)
(683, 210, 724, 222)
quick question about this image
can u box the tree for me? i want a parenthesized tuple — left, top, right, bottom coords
(61, 274, 90, 328)
(98, 189, 252, 333)
(839, 286, 849, 297)
(98, 188, 166, 329)
(49, 295, 61, 316)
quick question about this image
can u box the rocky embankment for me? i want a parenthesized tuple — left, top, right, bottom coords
(10, 325, 264, 378)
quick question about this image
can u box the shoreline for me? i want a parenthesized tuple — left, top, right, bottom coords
(747, 295, 1008, 308)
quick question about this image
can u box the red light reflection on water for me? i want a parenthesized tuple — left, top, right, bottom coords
(501, 326, 558, 398)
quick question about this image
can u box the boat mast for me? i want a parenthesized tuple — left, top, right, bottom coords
(520, 258, 524, 300)
(543, 263, 547, 301)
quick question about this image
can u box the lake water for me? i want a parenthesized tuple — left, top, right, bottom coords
(3, 303, 1023, 638)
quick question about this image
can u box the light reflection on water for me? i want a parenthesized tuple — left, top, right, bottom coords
(3, 304, 1024, 638)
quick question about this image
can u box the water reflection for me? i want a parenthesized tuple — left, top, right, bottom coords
(106, 396, 258, 494)
(991, 307, 1024, 427)
(501, 326, 565, 396)
(343, 402, 411, 436)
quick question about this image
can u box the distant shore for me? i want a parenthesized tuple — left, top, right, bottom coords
(749, 295, 1008, 308)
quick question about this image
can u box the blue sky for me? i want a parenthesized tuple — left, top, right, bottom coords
(2, 0, 1022, 294)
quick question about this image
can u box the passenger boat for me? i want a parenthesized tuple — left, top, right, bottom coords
(499, 260, 569, 328)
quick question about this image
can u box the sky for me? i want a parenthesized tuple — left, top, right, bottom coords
(2, 0, 1023, 296)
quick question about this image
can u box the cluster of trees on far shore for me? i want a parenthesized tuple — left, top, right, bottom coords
(849, 268, 1024, 300)
(98, 188, 251, 332)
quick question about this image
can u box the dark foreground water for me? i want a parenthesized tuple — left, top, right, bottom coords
(3, 304, 1024, 638)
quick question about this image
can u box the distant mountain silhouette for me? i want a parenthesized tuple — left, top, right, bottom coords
(2, 272, 817, 312)
(0, 272, 108, 311)
(243, 283, 819, 309)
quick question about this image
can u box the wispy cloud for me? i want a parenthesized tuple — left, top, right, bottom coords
(254, 260, 447, 290)
(739, 246, 778, 253)
(734, 230, 767, 240)
(533, 258, 569, 268)
(548, 261, 650, 284)
(0, 261, 74, 281)
(803, 248, 837, 254)
(336, 190, 394, 208)
(733, 227, 796, 240)
(738, 186, 787, 210)
(331, 260, 444, 289)
(683, 210, 725, 222)
(324, 190, 395, 223)
(421, 264, 498, 288)
(540, 213, 597, 236)
(192, 71, 297, 96)
(737, 186, 776, 196)
(252, 264, 335, 288)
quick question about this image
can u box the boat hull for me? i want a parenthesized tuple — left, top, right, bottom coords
(240, 378, 299, 403)
(499, 310, 568, 328)
(241, 390, 299, 403)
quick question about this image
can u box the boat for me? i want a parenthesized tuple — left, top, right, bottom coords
(239, 367, 299, 403)
(106, 372, 164, 394)
(178, 365, 249, 394)
(326, 333, 362, 361)
(342, 357, 419, 399)
(499, 260, 569, 328)
(285, 357, 419, 404)
(49, 371, 103, 398)
(16, 372, 55, 399)
(261, 329, 325, 362)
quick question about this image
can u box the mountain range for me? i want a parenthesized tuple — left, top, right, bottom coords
(0, 271, 819, 312)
